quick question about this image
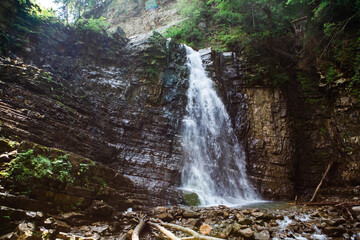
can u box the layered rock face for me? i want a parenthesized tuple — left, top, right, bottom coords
(203, 50, 360, 200)
(0, 1, 188, 206)
(201, 50, 295, 199)
(94, 0, 182, 36)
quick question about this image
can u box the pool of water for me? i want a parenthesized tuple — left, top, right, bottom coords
(240, 200, 294, 209)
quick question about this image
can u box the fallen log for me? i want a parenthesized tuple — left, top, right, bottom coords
(154, 220, 224, 240)
(296, 201, 360, 206)
(132, 216, 147, 240)
(310, 160, 334, 203)
(148, 222, 181, 240)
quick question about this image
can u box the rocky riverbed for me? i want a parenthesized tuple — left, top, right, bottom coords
(1, 139, 360, 239)
(2, 201, 360, 239)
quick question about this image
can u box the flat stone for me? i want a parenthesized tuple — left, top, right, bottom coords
(52, 220, 71, 232)
(91, 224, 109, 233)
(333, 218, 346, 225)
(352, 206, 360, 214)
(323, 226, 345, 237)
(254, 230, 270, 240)
(251, 211, 265, 219)
(242, 210, 251, 215)
(239, 227, 254, 239)
(183, 211, 200, 218)
(86, 200, 114, 217)
(187, 218, 202, 227)
(238, 217, 253, 225)
(154, 206, 167, 214)
(157, 213, 174, 222)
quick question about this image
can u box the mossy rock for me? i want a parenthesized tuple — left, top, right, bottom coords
(183, 191, 200, 206)
(0, 138, 19, 153)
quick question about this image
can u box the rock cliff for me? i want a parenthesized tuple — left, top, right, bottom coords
(0, 1, 188, 206)
(93, 0, 182, 36)
(204, 50, 360, 200)
(1, 0, 359, 207)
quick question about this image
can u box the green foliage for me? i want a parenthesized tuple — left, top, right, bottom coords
(348, 38, 360, 102)
(79, 163, 89, 173)
(75, 17, 110, 34)
(2, 149, 74, 185)
(297, 71, 316, 91)
(319, 127, 327, 136)
(325, 65, 337, 83)
(54, 0, 106, 21)
(142, 32, 167, 78)
(28, 6, 59, 23)
(169, 0, 360, 88)
(165, 0, 214, 49)
(323, 22, 336, 37)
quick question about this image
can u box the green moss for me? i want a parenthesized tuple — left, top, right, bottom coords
(305, 98, 321, 105)
(319, 127, 327, 136)
(1, 149, 74, 186)
(0, 138, 19, 153)
(297, 71, 317, 91)
(75, 17, 110, 35)
(183, 191, 200, 206)
(325, 65, 337, 84)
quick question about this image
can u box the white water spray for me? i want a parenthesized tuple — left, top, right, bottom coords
(181, 46, 259, 206)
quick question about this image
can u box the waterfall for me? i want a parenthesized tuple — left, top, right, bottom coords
(181, 46, 259, 206)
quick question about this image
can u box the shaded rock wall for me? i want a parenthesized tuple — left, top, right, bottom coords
(0, 2, 188, 206)
(244, 88, 294, 198)
(94, 0, 182, 36)
(204, 50, 360, 200)
(201, 51, 295, 199)
(291, 79, 360, 197)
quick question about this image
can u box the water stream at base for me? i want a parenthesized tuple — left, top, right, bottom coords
(181, 46, 260, 207)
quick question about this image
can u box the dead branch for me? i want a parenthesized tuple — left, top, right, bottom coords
(310, 160, 334, 203)
(291, 16, 307, 23)
(297, 201, 360, 206)
(157, 221, 224, 240)
(320, 11, 359, 58)
(151, 231, 168, 240)
(118, 233, 127, 240)
(148, 222, 181, 240)
(346, 208, 354, 221)
(132, 216, 147, 240)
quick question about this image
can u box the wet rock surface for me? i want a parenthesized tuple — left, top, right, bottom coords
(2, 200, 360, 239)
(203, 50, 360, 200)
(94, 0, 182, 37)
(0, 7, 188, 206)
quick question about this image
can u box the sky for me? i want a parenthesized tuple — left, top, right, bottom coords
(34, 0, 60, 9)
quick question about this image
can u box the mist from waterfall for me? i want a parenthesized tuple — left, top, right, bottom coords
(181, 46, 259, 206)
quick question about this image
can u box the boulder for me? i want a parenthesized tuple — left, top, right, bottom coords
(183, 210, 200, 218)
(239, 227, 254, 239)
(352, 206, 360, 214)
(254, 230, 270, 240)
(238, 217, 253, 225)
(157, 213, 174, 222)
(183, 192, 200, 206)
(86, 200, 114, 218)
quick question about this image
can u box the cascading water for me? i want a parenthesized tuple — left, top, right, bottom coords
(181, 46, 259, 206)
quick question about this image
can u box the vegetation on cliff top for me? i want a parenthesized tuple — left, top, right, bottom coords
(166, 0, 360, 99)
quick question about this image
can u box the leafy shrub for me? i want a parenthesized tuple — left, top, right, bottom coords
(75, 17, 110, 34)
(325, 65, 337, 83)
(2, 149, 74, 185)
(297, 71, 317, 91)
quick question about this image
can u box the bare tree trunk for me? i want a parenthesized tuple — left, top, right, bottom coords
(310, 160, 334, 203)
(132, 217, 147, 240)
(148, 222, 180, 240)
(252, 4, 256, 30)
